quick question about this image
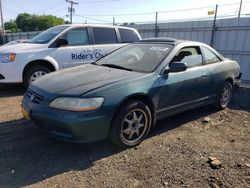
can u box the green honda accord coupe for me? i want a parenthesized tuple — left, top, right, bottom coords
(21, 38, 241, 147)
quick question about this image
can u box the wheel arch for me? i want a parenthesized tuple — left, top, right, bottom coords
(22, 59, 57, 82)
(111, 93, 157, 129)
(226, 77, 234, 86)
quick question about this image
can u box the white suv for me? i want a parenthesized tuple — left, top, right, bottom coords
(0, 24, 141, 87)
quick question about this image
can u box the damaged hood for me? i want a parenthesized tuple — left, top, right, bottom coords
(30, 64, 144, 98)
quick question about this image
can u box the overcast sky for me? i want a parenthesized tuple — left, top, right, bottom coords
(2, 0, 250, 24)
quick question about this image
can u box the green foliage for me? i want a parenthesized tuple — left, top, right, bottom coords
(36, 15, 65, 30)
(122, 22, 129, 26)
(4, 20, 17, 32)
(5, 13, 66, 32)
(121, 22, 135, 26)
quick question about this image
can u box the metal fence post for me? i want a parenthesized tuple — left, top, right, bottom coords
(238, 0, 243, 18)
(210, 4, 218, 47)
(155, 11, 158, 37)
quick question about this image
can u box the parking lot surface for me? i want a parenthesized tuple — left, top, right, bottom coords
(0, 85, 249, 187)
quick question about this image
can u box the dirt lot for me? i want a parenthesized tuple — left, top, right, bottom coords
(0, 85, 249, 188)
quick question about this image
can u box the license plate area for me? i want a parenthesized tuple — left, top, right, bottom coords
(21, 105, 30, 120)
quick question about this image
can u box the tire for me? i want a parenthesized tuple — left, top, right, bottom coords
(24, 66, 51, 88)
(109, 100, 152, 148)
(215, 82, 233, 110)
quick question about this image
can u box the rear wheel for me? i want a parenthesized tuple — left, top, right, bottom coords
(215, 82, 232, 110)
(109, 100, 152, 148)
(24, 66, 51, 88)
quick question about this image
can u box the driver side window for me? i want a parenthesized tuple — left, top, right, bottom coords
(170, 46, 203, 68)
(61, 28, 90, 46)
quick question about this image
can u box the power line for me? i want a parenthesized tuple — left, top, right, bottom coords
(75, 1, 250, 17)
(66, 0, 78, 23)
(74, 14, 111, 23)
(78, 0, 118, 3)
(76, 6, 214, 17)
(46, 4, 68, 14)
(37, 0, 64, 14)
(3, 7, 19, 15)
(2, 0, 250, 26)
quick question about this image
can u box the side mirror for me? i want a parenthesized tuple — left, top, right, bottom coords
(57, 38, 68, 47)
(163, 62, 188, 74)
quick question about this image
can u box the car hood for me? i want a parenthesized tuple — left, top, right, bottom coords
(0, 43, 45, 53)
(30, 64, 145, 98)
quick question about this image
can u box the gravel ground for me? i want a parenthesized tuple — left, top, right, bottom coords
(0, 85, 249, 188)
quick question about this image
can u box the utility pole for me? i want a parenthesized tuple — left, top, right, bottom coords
(0, 0, 5, 43)
(210, 4, 218, 47)
(66, 0, 78, 24)
(238, 0, 243, 18)
(154, 12, 158, 37)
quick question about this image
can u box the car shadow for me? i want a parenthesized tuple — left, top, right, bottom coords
(0, 86, 249, 187)
(151, 87, 250, 137)
(0, 84, 25, 98)
(0, 118, 122, 187)
(229, 87, 250, 113)
(150, 105, 217, 138)
(0, 105, 217, 187)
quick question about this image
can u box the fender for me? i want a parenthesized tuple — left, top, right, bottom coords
(43, 56, 59, 70)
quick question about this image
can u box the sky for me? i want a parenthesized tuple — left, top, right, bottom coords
(2, 0, 250, 24)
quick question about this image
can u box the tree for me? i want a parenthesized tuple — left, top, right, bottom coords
(4, 20, 17, 32)
(14, 13, 65, 32)
(16, 13, 32, 31)
(36, 15, 65, 30)
(122, 22, 129, 26)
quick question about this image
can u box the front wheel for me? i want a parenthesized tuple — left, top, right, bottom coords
(109, 100, 152, 148)
(215, 82, 232, 110)
(24, 66, 51, 88)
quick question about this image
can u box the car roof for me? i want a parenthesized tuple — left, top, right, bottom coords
(58, 24, 138, 31)
(137, 37, 203, 46)
(136, 37, 224, 60)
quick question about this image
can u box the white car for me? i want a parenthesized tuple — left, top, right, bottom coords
(0, 24, 141, 87)
(3, 39, 29, 46)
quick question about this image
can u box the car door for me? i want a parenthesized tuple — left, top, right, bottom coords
(200, 46, 224, 95)
(157, 46, 213, 119)
(48, 27, 95, 69)
(90, 27, 126, 59)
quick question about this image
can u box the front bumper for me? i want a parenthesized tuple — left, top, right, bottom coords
(0, 62, 23, 83)
(22, 95, 116, 143)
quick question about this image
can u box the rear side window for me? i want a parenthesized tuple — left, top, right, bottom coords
(170, 46, 203, 68)
(93, 27, 117, 44)
(119, 28, 140, 43)
(202, 46, 221, 64)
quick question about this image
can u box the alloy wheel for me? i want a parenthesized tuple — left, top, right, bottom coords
(220, 84, 231, 107)
(121, 109, 148, 144)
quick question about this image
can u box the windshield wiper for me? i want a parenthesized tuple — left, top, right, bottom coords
(101, 64, 133, 71)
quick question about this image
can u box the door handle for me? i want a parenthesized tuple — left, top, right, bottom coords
(202, 73, 207, 79)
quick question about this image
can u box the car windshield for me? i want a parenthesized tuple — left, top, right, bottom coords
(29, 25, 69, 44)
(95, 43, 173, 72)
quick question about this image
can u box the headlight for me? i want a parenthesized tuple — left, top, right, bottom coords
(49, 97, 104, 111)
(0, 53, 16, 63)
